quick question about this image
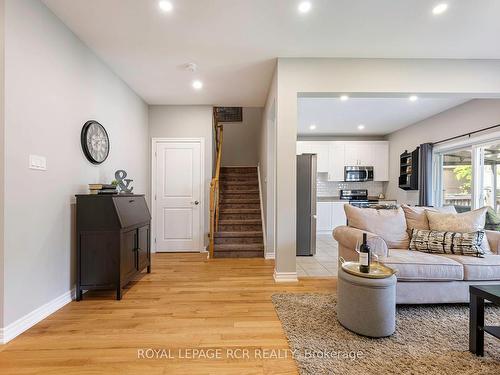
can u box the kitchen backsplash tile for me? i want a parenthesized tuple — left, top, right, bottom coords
(317, 172, 385, 197)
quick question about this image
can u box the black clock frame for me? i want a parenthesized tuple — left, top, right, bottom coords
(81, 120, 110, 165)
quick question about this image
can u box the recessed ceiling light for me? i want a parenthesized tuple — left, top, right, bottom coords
(432, 3, 448, 15)
(357, 125, 365, 130)
(159, 1, 173, 12)
(340, 95, 349, 101)
(309, 124, 317, 130)
(409, 95, 419, 102)
(192, 80, 203, 90)
(298, 1, 312, 14)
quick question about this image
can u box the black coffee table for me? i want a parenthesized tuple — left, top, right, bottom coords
(469, 285, 500, 356)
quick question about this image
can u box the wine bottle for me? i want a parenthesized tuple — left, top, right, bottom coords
(359, 233, 371, 273)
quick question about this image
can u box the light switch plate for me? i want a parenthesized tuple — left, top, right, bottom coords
(29, 154, 47, 171)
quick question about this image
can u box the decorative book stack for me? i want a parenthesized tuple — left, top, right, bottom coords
(88, 183, 117, 195)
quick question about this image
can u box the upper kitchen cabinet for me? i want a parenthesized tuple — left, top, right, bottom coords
(339, 141, 389, 181)
(344, 142, 372, 166)
(372, 142, 389, 181)
(297, 140, 389, 181)
(328, 143, 345, 181)
(297, 141, 330, 173)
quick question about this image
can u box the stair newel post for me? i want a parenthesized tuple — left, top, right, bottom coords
(209, 121, 223, 259)
(209, 179, 216, 258)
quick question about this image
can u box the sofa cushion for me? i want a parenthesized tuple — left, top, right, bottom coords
(439, 254, 500, 281)
(485, 207, 500, 231)
(426, 207, 491, 254)
(379, 249, 464, 281)
(401, 205, 456, 232)
(409, 229, 485, 257)
(344, 205, 409, 249)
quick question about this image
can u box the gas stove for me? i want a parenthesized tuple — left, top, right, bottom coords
(340, 189, 372, 202)
(340, 189, 397, 209)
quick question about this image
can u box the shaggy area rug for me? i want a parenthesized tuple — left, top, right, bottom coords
(272, 293, 500, 375)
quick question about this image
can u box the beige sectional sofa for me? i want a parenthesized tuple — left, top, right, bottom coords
(333, 205, 500, 304)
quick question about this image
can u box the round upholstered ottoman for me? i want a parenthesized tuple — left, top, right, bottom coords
(337, 267, 397, 337)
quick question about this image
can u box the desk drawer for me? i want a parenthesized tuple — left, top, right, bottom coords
(112, 196, 151, 228)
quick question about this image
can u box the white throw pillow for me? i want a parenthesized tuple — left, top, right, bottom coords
(425, 207, 491, 254)
(402, 204, 457, 232)
(344, 205, 409, 249)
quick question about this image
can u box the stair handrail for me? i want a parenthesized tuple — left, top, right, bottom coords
(209, 113, 223, 258)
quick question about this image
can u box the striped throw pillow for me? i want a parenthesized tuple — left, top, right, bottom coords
(409, 229, 485, 257)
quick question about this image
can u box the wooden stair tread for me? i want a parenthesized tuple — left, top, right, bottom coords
(221, 180, 258, 185)
(219, 208, 261, 213)
(214, 244, 264, 251)
(221, 189, 259, 193)
(220, 173, 258, 177)
(214, 231, 263, 237)
(220, 198, 260, 203)
(221, 166, 257, 170)
(213, 251, 264, 258)
(218, 219, 261, 224)
(221, 190, 259, 195)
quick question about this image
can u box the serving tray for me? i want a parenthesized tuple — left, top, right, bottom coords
(340, 259, 396, 279)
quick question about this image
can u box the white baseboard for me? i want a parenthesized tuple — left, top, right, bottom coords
(0, 288, 76, 344)
(273, 270, 298, 283)
(265, 252, 275, 260)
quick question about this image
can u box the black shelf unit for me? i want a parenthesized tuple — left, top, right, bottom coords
(399, 148, 419, 190)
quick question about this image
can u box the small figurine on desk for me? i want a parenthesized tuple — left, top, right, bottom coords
(115, 169, 134, 193)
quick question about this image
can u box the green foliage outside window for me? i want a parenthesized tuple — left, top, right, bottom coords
(453, 165, 472, 193)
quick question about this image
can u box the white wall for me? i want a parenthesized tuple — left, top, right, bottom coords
(221, 107, 263, 167)
(386, 99, 500, 204)
(274, 58, 500, 276)
(3, 0, 149, 328)
(149, 105, 213, 247)
(0, 0, 5, 331)
(258, 69, 277, 259)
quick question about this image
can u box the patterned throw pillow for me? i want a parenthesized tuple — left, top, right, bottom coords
(409, 229, 485, 257)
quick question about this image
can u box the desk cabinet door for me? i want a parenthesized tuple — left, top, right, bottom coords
(137, 226, 150, 271)
(121, 230, 137, 282)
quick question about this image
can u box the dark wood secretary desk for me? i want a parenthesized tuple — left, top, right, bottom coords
(76, 194, 151, 300)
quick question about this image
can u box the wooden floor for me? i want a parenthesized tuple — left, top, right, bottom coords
(0, 253, 336, 375)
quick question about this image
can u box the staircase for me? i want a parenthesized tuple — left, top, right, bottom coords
(213, 166, 264, 258)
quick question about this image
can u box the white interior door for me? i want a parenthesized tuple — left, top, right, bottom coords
(155, 140, 203, 252)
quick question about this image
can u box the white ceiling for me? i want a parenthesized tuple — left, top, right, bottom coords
(298, 96, 471, 135)
(42, 0, 500, 106)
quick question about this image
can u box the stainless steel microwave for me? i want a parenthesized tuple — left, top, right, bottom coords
(344, 166, 374, 182)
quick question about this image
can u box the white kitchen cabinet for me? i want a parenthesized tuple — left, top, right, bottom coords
(296, 141, 306, 155)
(297, 141, 329, 173)
(332, 202, 347, 229)
(317, 201, 347, 233)
(297, 140, 389, 181)
(328, 143, 345, 181)
(344, 142, 372, 166)
(372, 142, 389, 181)
(317, 202, 333, 231)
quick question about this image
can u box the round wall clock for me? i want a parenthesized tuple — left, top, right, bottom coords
(81, 120, 110, 164)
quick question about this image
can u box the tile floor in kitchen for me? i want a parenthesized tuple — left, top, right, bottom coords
(296, 233, 338, 277)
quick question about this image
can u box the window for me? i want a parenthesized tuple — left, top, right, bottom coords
(439, 148, 472, 211)
(434, 134, 500, 212)
(479, 143, 500, 213)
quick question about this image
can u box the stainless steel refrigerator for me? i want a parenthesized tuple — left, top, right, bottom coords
(296, 154, 317, 256)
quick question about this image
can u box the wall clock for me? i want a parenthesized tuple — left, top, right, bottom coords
(81, 120, 110, 164)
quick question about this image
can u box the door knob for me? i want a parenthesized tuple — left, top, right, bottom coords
(194, 200, 199, 205)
